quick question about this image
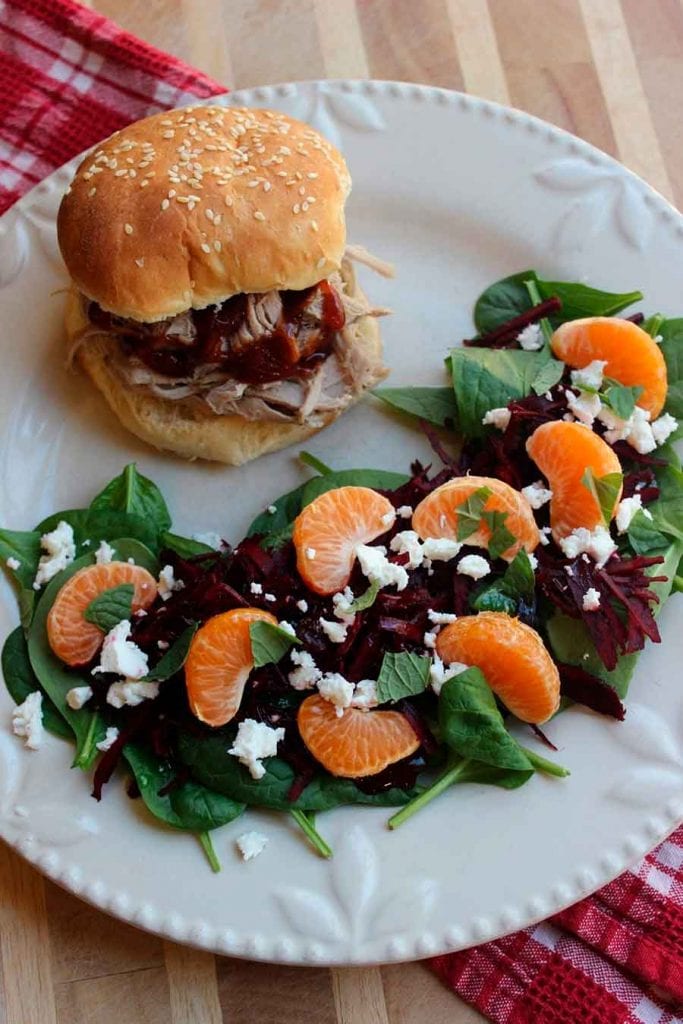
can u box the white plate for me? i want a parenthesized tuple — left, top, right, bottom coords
(0, 81, 682, 966)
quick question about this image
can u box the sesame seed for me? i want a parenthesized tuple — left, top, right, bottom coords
(135, 257, 145, 267)
(317, 257, 325, 268)
(124, 223, 133, 235)
(162, 130, 175, 139)
(306, 196, 316, 204)
(253, 211, 266, 221)
(140, 180, 149, 188)
(161, 199, 170, 210)
(168, 189, 177, 198)
(213, 213, 222, 225)
(205, 209, 215, 221)
(263, 181, 272, 192)
(302, 202, 309, 211)
(307, 172, 318, 179)
(88, 187, 97, 197)
(224, 195, 233, 206)
(248, 180, 260, 187)
(298, 185, 306, 196)
(201, 242, 211, 254)
(213, 240, 222, 252)
(176, 196, 189, 204)
(292, 203, 300, 214)
(114, 169, 127, 177)
(311, 220, 319, 232)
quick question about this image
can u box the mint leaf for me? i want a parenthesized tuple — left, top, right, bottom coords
(145, 624, 198, 682)
(455, 486, 492, 541)
(374, 387, 459, 428)
(83, 584, 134, 632)
(347, 580, 380, 613)
(602, 384, 643, 420)
(531, 358, 564, 395)
(90, 464, 171, 534)
(249, 620, 301, 668)
(481, 509, 516, 560)
(581, 468, 623, 526)
(472, 550, 535, 612)
(376, 651, 430, 703)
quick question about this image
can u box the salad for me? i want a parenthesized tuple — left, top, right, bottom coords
(1, 270, 680, 869)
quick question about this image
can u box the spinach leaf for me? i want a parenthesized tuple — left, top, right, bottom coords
(376, 651, 431, 703)
(627, 510, 670, 555)
(536, 280, 642, 324)
(84, 584, 134, 633)
(450, 347, 551, 438)
(0, 528, 41, 627)
(474, 270, 538, 333)
(1, 627, 71, 740)
(347, 580, 380, 613)
(581, 469, 623, 526)
(531, 358, 565, 396)
(455, 486, 491, 541)
(161, 532, 215, 558)
(471, 589, 517, 615)
(647, 466, 683, 544)
(472, 550, 535, 612)
(602, 384, 643, 420)
(35, 509, 158, 553)
(106, 538, 159, 575)
(246, 481, 309, 544)
(456, 759, 534, 789)
(373, 387, 459, 428)
(657, 318, 683, 419)
(481, 509, 516, 560)
(145, 625, 198, 682)
(439, 669, 533, 771)
(249, 620, 300, 668)
(90, 464, 172, 534)
(302, 468, 409, 506)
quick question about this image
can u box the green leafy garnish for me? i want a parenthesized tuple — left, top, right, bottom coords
(581, 468, 623, 527)
(455, 486, 492, 541)
(249, 620, 301, 668)
(145, 624, 198, 682)
(376, 651, 431, 704)
(83, 584, 134, 633)
(481, 509, 516, 560)
(373, 387, 459, 428)
(472, 550, 535, 613)
(347, 580, 380, 613)
(602, 383, 643, 420)
(290, 809, 333, 858)
(90, 463, 172, 534)
(161, 532, 215, 558)
(1, 627, 71, 740)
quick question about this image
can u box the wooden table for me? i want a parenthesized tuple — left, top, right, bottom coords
(2, 2, 682, 1022)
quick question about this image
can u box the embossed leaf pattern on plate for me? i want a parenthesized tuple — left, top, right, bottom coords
(277, 82, 386, 150)
(608, 703, 683, 809)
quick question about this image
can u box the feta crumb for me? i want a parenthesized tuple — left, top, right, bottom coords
(429, 655, 469, 696)
(422, 537, 462, 562)
(528, 553, 538, 570)
(570, 360, 607, 392)
(106, 680, 158, 708)
(236, 830, 268, 861)
(355, 544, 409, 591)
(66, 685, 93, 710)
(96, 726, 119, 752)
(482, 407, 511, 431)
(317, 672, 354, 716)
(82, 539, 91, 548)
(33, 520, 76, 589)
(267, 505, 277, 515)
(598, 404, 656, 454)
(279, 620, 296, 637)
(397, 505, 413, 518)
(517, 323, 543, 350)
(157, 640, 169, 650)
(389, 530, 424, 569)
(92, 620, 149, 680)
(228, 719, 284, 779)
(428, 609, 457, 625)
(157, 564, 184, 601)
(95, 539, 115, 565)
(566, 389, 602, 426)
(651, 412, 678, 446)
(582, 588, 601, 612)
(615, 495, 652, 534)
(456, 554, 491, 580)
(521, 481, 553, 510)
(380, 509, 396, 528)
(423, 631, 438, 649)
(192, 531, 223, 550)
(332, 586, 355, 618)
(305, 547, 317, 559)
(264, 592, 276, 602)
(296, 599, 309, 613)
(288, 649, 321, 690)
(319, 617, 349, 643)
(539, 526, 552, 546)
(351, 678, 378, 709)
(250, 582, 263, 595)
(654, 334, 663, 344)
(6, 556, 20, 571)
(558, 526, 616, 567)
(12, 691, 43, 749)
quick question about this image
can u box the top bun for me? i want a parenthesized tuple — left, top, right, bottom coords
(57, 105, 351, 322)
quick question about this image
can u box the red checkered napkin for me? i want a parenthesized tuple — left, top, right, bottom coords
(1, 2, 681, 1020)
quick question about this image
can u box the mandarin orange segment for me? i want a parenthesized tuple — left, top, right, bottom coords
(411, 475, 540, 561)
(526, 420, 622, 541)
(292, 486, 396, 596)
(551, 316, 667, 418)
(297, 694, 420, 778)
(436, 612, 560, 724)
(185, 607, 277, 727)
(47, 561, 157, 666)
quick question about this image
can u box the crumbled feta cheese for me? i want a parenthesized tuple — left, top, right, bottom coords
(192, 531, 223, 550)
(95, 539, 115, 565)
(517, 323, 543, 350)
(305, 547, 317, 559)
(521, 481, 553, 510)
(528, 553, 538, 570)
(423, 631, 438, 649)
(92, 620, 149, 680)
(351, 678, 378, 709)
(96, 726, 119, 752)
(429, 656, 469, 696)
(288, 649, 321, 690)
(12, 691, 43, 749)
(389, 530, 424, 569)
(264, 593, 276, 602)
(582, 588, 601, 612)
(598, 404, 656, 454)
(296, 599, 309, 613)
(428, 609, 457, 625)
(422, 537, 462, 562)
(596, 404, 631, 443)
(6, 556, 20, 571)
(157, 640, 169, 650)
(228, 719, 284, 780)
(615, 494, 652, 534)
(332, 586, 355, 618)
(236, 830, 269, 861)
(570, 360, 607, 391)
(157, 564, 184, 601)
(558, 526, 616, 567)
(380, 509, 396, 528)
(355, 544, 409, 591)
(317, 672, 354, 716)
(279, 620, 296, 637)
(654, 334, 663, 344)
(651, 412, 678, 446)
(81, 539, 91, 548)
(250, 582, 263, 595)
(267, 504, 277, 515)
(482, 407, 511, 431)
(566, 389, 602, 426)
(539, 526, 552, 546)
(565, 564, 574, 577)
(319, 618, 349, 644)
(106, 680, 159, 708)
(33, 520, 76, 589)
(456, 554, 491, 580)
(397, 505, 413, 519)
(66, 685, 93, 710)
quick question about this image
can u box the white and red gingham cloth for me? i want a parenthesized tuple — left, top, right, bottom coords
(0, 2, 681, 1020)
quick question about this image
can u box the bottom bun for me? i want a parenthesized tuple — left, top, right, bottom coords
(65, 268, 385, 466)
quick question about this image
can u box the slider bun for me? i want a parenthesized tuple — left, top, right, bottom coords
(64, 263, 384, 466)
(58, 105, 351, 322)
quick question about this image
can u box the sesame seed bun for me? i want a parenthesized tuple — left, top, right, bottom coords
(57, 105, 351, 322)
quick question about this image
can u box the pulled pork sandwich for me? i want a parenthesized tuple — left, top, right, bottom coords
(58, 105, 390, 464)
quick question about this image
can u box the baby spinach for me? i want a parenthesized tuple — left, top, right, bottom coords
(376, 651, 431, 703)
(646, 466, 683, 545)
(107, 537, 160, 575)
(145, 625, 197, 682)
(0, 527, 41, 628)
(35, 509, 158, 553)
(90, 463, 172, 534)
(581, 469, 623, 527)
(84, 584, 134, 633)
(530, 358, 565, 395)
(249, 620, 301, 668)
(472, 550, 534, 613)
(246, 481, 309, 541)
(449, 347, 551, 438)
(474, 270, 537, 333)
(657, 318, 683, 419)
(161, 532, 215, 558)
(302, 468, 409, 507)
(373, 387, 459, 428)
(1, 627, 71, 740)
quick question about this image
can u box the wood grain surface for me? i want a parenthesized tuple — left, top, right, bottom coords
(2, 1, 682, 1022)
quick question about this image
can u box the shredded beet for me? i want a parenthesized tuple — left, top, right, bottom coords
(463, 296, 562, 348)
(530, 724, 558, 751)
(558, 663, 626, 720)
